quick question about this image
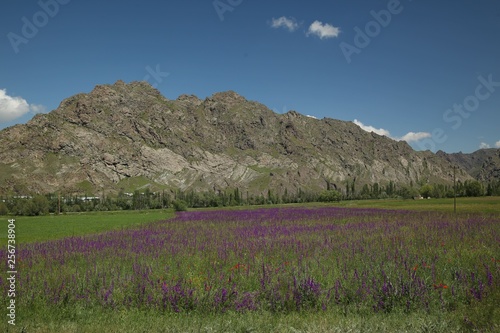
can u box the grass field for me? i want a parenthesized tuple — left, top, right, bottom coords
(0, 198, 499, 332)
(336, 196, 500, 214)
(194, 196, 500, 214)
(2, 197, 498, 245)
(0, 209, 174, 244)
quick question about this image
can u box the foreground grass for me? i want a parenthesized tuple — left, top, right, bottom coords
(1, 207, 498, 332)
(0, 199, 498, 332)
(0, 209, 174, 244)
(3, 305, 498, 333)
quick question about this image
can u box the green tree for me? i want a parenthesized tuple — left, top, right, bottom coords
(33, 195, 50, 215)
(172, 200, 188, 212)
(397, 186, 419, 199)
(267, 189, 276, 204)
(282, 188, 289, 204)
(143, 188, 152, 208)
(419, 184, 433, 198)
(132, 190, 147, 210)
(360, 184, 370, 199)
(372, 183, 380, 198)
(387, 181, 394, 196)
(162, 190, 171, 208)
(318, 190, 341, 202)
(0, 202, 8, 215)
(465, 180, 484, 197)
(345, 181, 350, 199)
(233, 188, 241, 205)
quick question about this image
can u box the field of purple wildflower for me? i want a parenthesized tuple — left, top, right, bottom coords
(2, 206, 499, 331)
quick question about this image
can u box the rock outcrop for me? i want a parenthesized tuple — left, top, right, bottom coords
(0, 80, 495, 195)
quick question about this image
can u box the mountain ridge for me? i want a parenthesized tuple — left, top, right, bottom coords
(0, 80, 497, 196)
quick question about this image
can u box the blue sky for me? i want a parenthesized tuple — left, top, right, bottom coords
(1, 0, 499, 153)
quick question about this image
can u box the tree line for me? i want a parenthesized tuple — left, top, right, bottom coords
(0, 179, 499, 216)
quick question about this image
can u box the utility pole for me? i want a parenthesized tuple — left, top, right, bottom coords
(453, 166, 456, 214)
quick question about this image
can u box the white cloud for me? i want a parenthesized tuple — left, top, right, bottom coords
(479, 142, 491, 149)
(0, 89, 30, 122)
(0, 89, 46, 123)
(30, 104, 47, 114)
(307, 20, 340, 39)
(353, 119, 431, 143)
(495, 141, 500, 148)
(306, 115, 317, 119)
(353, 119, 391, 137)
(271, 16, 299, 32)
(399, 132, 432, 143)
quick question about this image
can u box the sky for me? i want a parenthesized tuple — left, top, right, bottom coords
(1, 0, 499, 153)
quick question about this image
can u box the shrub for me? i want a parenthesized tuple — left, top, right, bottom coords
(0, 202, 8, 215)
(172, 200, 188, 212)
(318, 190, 341, 202)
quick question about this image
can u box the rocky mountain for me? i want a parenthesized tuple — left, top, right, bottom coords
(437, 149, 500, 182)
(0, 80, 495, 196)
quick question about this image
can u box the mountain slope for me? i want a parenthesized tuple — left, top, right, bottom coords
(0, 80, 488, 196)
(437, 149, 500, 182)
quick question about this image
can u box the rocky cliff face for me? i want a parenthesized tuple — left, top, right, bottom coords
(0, 80, 492, 195)
(437, 149, 500, 182)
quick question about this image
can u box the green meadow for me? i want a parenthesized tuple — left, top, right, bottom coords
(2, 196, 498, 246)
(1, 197, 499, 332)
(195, 196, 500, 214)
(336, 196, 500, 213)
(0, 209, 174, 244)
